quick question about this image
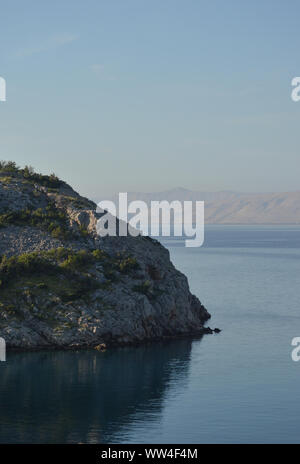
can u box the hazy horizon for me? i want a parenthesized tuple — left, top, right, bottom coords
(96, 186, 300, 197)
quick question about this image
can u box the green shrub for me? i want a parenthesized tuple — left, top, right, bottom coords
(0, 203, 71, 239)
(47, 247, 69, 261)
(0, 160, 63, 189)
(0, 160, 19, 172)
(23, 169, 62, 188)
(113, 253, 139, 274)
(92, 249, 105, 260)
(60, 249, 93, 271)
(0, 252, 54, 286)
(23, 165, 35, 177)
(132, 280, 152, 295)
(0, 249, 102, 299)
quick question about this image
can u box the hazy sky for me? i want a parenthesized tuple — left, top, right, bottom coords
(0, 0, 300, 198)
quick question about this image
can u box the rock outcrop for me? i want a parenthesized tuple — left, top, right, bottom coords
(0, 165, 210, 349)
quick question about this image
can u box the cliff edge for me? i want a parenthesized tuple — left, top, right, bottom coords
(0, 162, 210, 349)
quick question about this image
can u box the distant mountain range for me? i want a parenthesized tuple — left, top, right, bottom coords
(99, 188, 300, 224)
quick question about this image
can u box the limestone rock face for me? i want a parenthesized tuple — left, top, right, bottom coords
(67, 208, 100, 236)
(0, 169, 210, 349)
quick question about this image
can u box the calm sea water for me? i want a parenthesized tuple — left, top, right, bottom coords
(1, 225, 300, 444)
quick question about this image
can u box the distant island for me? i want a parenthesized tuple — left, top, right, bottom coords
(105, 187, 300, 224)
(0, 162, 211, 350)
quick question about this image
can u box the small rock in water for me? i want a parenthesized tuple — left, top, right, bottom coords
(203, 327, 214, 334)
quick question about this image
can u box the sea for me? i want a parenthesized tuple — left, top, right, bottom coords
(1, 225, 300, 443)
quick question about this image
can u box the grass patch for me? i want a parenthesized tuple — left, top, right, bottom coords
(0, 247, 139, 293)
(113, 253, 140, 274)
(0, 249, 98, 289)
(0, 203, 71, 240)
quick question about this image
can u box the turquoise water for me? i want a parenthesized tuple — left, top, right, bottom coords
(1, 225, 300, 443)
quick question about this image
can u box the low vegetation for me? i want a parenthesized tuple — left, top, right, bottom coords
(113, 253, 140, 274)
(0, 249, 94, 289)
(0, 248, 140, 296)
(0, 160, 62, 189)
(132, 280, 153, 297)
(0, 249, 105, 308)
(0, 203, 71, 240)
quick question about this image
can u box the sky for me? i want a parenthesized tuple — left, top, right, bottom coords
(0, 0, 300, 198)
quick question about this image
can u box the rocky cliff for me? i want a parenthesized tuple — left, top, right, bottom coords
(0, 162, 211, 349)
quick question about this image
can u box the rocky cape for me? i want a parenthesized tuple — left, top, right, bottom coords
(0, 164, 211, 350)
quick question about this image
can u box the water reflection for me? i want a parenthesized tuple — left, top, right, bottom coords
(0, 339, 197, 443)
